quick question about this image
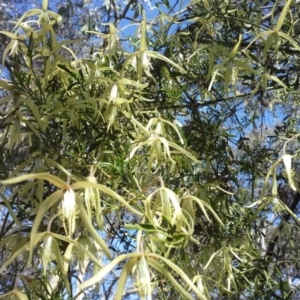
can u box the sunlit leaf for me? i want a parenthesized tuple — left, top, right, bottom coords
(1, 173, 66, 188)
(114, 258, 138, 300)
(29, 190, 64, 262)
(282, 154, 296, 191)
(76, 197, 111, 258)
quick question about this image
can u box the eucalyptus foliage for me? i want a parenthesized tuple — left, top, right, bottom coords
(1, 0, 300, 299)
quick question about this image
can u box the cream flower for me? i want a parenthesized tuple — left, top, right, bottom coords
(62, 188, 76, 218)
(109, 83, 118, 103)
(61, 188, 76, 236)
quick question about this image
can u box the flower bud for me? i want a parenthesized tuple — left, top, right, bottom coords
(42, 0, 48, 12)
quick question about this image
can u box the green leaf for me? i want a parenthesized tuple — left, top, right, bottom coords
(29, 190, 63, 262)
(274, 0, 292, 32)
(76, 197, 111, 259)
(148, 258, 196, 300)
(282, 154, 296, 191)
(146, 50, 187, 74)
(125, 223, 158, 233)
(228, 34, 242, 60)
(263, 34, 274, 60)
(0, 239, 31, 273)
(1, 173, 66, 188)
(51, 233, 103, 268)
(71, 181, 143, 216)
(0, 31, 18, 39)
(20, 96, 45, 132)
(114, 258, 138, 300)
(1, 193, 21, 227)
(13, 290, 29, 300)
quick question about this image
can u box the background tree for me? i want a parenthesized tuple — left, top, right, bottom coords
(1, 0, 300, 299)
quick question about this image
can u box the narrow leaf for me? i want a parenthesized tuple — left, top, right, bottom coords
(114, 258, 138, 300)
(76, 198, 111, 258)
(274, 0, 292, 32)
(1, 173, 66, 188)
(282, 154, 296, 191)
(29, 190, 63, 262)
